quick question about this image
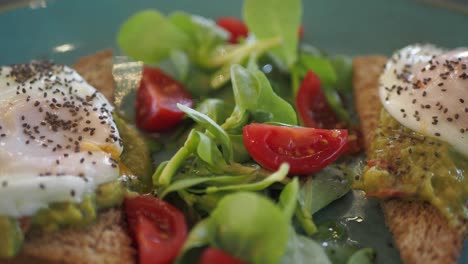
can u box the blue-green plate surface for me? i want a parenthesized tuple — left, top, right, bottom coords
(0, 0, 466, 263)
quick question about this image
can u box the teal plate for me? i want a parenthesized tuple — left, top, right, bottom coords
(0, 0, 466, 263)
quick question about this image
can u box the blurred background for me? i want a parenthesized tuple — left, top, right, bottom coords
(0, 0, 467, 64)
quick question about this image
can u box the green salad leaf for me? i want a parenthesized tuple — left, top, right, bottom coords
(230, 64, 297, 125)
(177, 192, 290, 264)
(117, 10, 191, 64)
(243, 0, 302, 67)
(280, 228, 331, 264)
(178, 104, 234, 163)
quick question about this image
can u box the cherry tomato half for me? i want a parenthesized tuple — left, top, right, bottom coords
(124, 195, 188, 264)
(243, 123, 348, 175)
(295, 70, 340, 129)
(199, 248, 247, 264)
(216, 17, 249, 44)
(135, 66, 193, 132)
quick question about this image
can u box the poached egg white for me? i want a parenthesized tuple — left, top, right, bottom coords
(0, 61, 122, 217)
(379, 44, 468, 157)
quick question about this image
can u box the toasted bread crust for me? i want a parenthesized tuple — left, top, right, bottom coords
(352, 56, 464, 264)
(2, 209, 136, 264)
(74, 49, 115, 102)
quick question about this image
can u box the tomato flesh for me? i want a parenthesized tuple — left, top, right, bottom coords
(216, 17, 249, 44)
(243, 123, 348, 175)
(136, 66, 193, 132)
(124, 195, 188, 264)
(199, 248, 247, 264)
(295, 70, 341, 129)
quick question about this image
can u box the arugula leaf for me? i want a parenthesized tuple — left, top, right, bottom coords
(243, 0, 301, 67)
(230, 64, 297, 125)
(117, 10, 190, 64)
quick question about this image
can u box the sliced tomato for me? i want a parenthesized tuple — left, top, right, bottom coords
(124, 195, 188, 264)
(199, 248, 247, 264)
(135, 66, 193, 132)
(243, 123, 348, 175)
(295, 70, 341, 129)
(216, 17, 249, 44)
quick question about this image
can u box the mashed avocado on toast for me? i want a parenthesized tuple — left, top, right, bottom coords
(0, 114, 152, 258)
(0, 61, 152, 258)
(356, 109, 468, 227)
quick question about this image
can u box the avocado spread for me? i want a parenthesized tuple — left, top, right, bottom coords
(355, 109, 468, 227)
(0, 116, 153, 258)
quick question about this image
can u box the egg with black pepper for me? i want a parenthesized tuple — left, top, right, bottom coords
(379, 44, 468, 157)
(0, 61, 123, 217)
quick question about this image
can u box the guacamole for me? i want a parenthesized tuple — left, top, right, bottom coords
(355, 109, 468, 227)
(0, 115, 153, 258)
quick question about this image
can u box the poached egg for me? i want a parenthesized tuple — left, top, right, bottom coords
(0, 61, 122, 217)
(379, 44, 468, 157)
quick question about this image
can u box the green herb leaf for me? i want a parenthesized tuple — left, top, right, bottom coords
(210, 192, 290, 264)
(243, 0, 301, 67)
(280, 228, 331, 264)
(330, 55, 353, 92)
(178, 104, 234, 163)
(298, 54, 337, 87)
(230, 64, 297, 125)
(195, 99, 231, 125)
(205, 163, 289, 193)
(175, 219, 214, 264)
(161, 174, 252, 198)
(299, 165, 352, 215)
(169, 12, 228, 68)
(279, 178, 300, 221)
(347, 248, 376, 264)
(117, 10, 190, 64)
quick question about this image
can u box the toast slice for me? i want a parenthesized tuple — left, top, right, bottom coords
(2, 209, 135, 264)
(0, 50, 136, 264)
(352, 56, 464, 264)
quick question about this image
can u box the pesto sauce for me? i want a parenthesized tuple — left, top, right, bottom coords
(356, 109, 468, 226)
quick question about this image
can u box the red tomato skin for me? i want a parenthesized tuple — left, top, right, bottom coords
(243, 123, 348, 175)
(298, 25, 305, 39)
(199, 248, 247, 264)
(124, 195, 188, 264)
(295, 70, 340, 129)
(136, 66, 193, 133)
(216, 17, 249, 43)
